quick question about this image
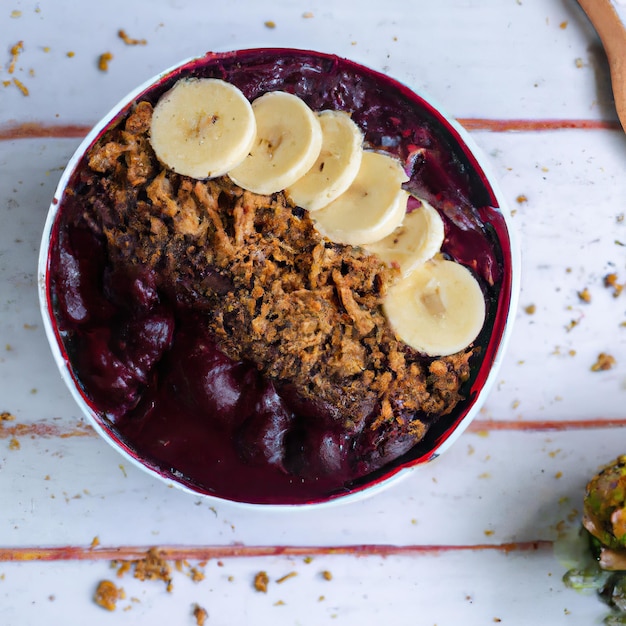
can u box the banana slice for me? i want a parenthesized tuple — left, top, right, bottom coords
(150, 78, 256, 180)
(311, 151, 409, 246)
(364, 199, 445, 277)
(228, 91, 323, 195)
(285, 110, 363, 212)
(383, 258, 486, 357)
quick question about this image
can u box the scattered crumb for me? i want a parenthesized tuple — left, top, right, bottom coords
(559, 21, 568, 29)
(90, 536, 100, 549)
(575, 57, 584, 68)
(193, 604, 208, 626)
(555, 471, 563, 479)
(1, 412, 16, 421)
(484, 529, 495, 536)
(13, 77, 29, 96)
(98, 52, 113, 72)
(254, 571, 269, 592)
(66, 51, 75, 58)
(276, 571, 298, 584)
(604, 273, 624, 298)
(565, 318, 579, 332)
(274, 600, 286, 606)
(8, 437, 20, 450)
(591, 352, 616, 372)
(8, 41, 23, 74)
(94, 580, 125, 611)
(516, 194, 528, 204)
(303, 556, 313, 564)
(264, 20, 276, 28)
(302, 11, 314, 18)
(577, 287, 591, 303)
(322, 570, 333, 581)
(43, 46, 51, 53)
(10, 10, 22, 18)
(118, 29, 147, 45)
(133, 548, 173, 590)
(524, 304, 536, 315)
(188, 567, 205, 583)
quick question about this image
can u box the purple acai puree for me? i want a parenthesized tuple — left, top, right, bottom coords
(46, 49, 513, 504)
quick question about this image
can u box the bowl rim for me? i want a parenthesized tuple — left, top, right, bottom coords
(38, 47, 521, 509)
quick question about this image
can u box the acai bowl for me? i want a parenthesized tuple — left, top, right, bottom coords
(38, 48, 519, 506)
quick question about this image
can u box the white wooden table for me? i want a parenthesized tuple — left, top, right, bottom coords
(2, 1, 626, 623)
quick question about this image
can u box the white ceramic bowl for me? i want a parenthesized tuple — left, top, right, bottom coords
(38, 48, 520, 508)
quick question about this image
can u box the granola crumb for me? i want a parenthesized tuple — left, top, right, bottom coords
(524, 304, 536, 315)
(254, 571, 269, 592)
(98, 52, 113, 72)
(575, 57, 584, 68)
(118, 29, 147, 45)
(264, 20, 276, 28)
(604, 273, 624, 298)
(516, 194, 528, 204)
(276, 571, 297, 584)
(8, 41, 23, 74)
(133, 548, 173, 588)
(90, 536, 100, 549)
(322, 570, 333, 581)
(577, 287, 591, 303)
(591, 352, 616, 372)
(94, 580, 125, 611)
(302, 11, 314, 18)
(12, 77, 29, 96)
(1, 412, 16, 421)
(193, 604, 208, 626)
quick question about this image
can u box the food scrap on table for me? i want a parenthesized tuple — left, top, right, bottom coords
(193, 604, 208, 625)
(276, 571, 298, 584)
(254, 571, 269, 592)
(98, 52, 113, 72)
(94, 580, 125, 611)
(118, 29, 147, 45)
(605, 273, 624, 298)
(8, 40, 23, 74)
(590, 353, 616, 372)
(12, 77, 29, 96)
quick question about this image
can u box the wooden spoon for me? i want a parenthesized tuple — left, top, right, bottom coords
(578, 0, 626, 130)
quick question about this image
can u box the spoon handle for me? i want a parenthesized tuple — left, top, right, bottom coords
(578, 0, 626, 129)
